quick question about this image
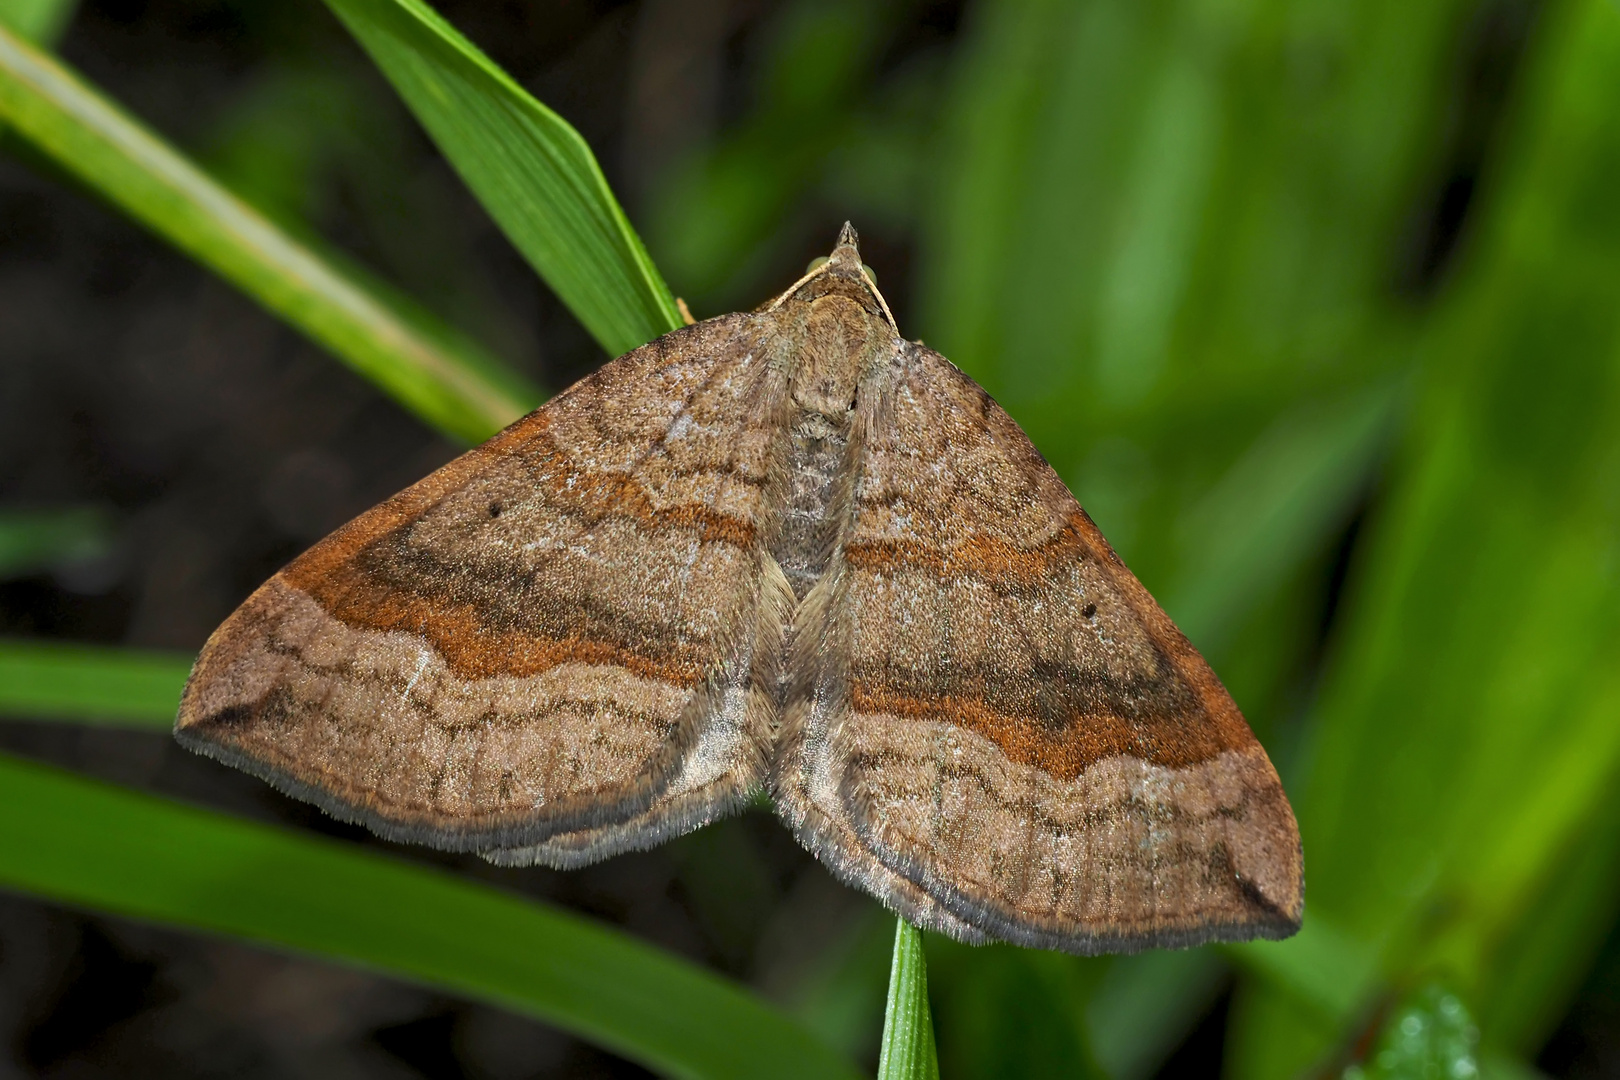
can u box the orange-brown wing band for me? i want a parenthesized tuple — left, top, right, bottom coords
(177, 316, 785, 857)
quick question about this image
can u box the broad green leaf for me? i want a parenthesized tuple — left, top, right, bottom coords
(0, 507, 111, 579)
(877, 919, 938, 1080)
(0, 22, 538, 444)
(320, 0, 682, 357)
(0, 639, 189, 727)
(0, 751, 862, 1080)
(0, 0, 75, 46)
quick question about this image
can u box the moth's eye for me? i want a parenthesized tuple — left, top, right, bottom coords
(804, 256, 830, 274)
(861, 263, 878, 286)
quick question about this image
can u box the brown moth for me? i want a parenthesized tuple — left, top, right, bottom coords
(176, 224, 1302, 954)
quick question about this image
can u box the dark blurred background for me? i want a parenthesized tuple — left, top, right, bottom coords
(4, 0, 1620, 1077)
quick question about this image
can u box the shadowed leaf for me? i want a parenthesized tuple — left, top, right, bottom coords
(0, 751, 864, 1080)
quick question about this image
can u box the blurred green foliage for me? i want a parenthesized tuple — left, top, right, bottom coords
(0, 0, 77, 46)
(1232, 4, 1620, 1075)
(1343, 984, 1480, 1080)
(2, 0, 1619, 1075)
(0, 507, 110, 580)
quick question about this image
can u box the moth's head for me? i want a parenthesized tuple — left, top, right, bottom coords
(769, 222, 897, 333)
(816, 221, 873, 279)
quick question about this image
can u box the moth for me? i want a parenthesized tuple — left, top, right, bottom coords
(177, 225, 1302, 954)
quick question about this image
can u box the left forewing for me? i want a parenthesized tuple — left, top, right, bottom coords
(176, 316, 785, 857)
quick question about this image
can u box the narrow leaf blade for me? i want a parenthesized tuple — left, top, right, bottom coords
(321, 0, 683, 357)
(0, 0, 77, 45)
(878, 918, 940, 1080)
(0, 751, 863, 1080)
(0, 639, 189, 727)
(0, 22, 539, 443)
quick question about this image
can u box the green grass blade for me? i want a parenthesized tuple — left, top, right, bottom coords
(0, 22, 539, 444)
(877, 919, 939, 1080)
(0, 0, 74, 45)
(0, 0, 76, 45)
(0, 639, 190, 727)
(320, 0, 682, 357)
(0, 750, 863, 1080)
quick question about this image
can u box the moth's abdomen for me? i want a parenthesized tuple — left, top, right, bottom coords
(773, 409, 852, 601)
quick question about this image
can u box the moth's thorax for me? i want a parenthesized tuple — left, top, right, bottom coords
(789, 294, 879, 417)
